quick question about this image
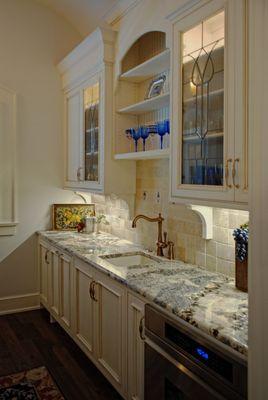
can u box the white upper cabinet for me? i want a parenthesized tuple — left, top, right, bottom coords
(169, 0, 248, 208)
(57, 28, 135, 195)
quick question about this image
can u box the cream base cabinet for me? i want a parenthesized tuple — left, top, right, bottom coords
(127, 293, 145, 400)
(94, 271, 127, 397)
(39, 240, 72, 332)
(39, 239, 147, 400)
(39, 240, 50, 308)
(48, 247, 61, 319)
(72, 259, 95, 359)
(58, 252, 72, 331)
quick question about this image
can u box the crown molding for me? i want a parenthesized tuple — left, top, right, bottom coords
(103, 0, 142, 26)
(166, 0, 213, 22)
(57, 27, 116, 90)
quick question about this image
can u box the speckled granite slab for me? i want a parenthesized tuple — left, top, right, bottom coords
(39, 230, 248, 356)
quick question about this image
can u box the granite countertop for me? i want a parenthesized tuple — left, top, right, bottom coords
(39, 230, 248, 357)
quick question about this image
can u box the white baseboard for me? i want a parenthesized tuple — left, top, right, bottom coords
(0, 293, 40, 315)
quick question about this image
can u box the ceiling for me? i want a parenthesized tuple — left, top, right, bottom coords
(36, 0, 120, 37)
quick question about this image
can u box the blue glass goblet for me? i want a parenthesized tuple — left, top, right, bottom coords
(165, 119, 170, 135)
(132, 127, 141, 152)
(157, 121, 167, 149)
(139, 126, 150, 151)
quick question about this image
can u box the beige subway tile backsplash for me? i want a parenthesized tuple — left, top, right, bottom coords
(217, 243, 235, 261)
(196, 252, 206, 268)
(213, 226, 229, 244)
(206, 240, 216, 257)
(217, 259, 235, 277)
(206, 255, 217, 272)
(92, 160, 249, 278)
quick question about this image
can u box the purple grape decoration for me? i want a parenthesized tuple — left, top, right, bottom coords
(233, 224, 249, 262)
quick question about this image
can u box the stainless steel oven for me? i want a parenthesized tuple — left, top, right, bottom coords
(145, 304, 247, 400)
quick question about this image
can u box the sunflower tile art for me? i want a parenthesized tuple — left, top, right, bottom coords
(52, 204, 95, 230)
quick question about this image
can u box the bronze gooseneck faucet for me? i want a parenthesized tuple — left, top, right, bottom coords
(132, 213, 174, 260)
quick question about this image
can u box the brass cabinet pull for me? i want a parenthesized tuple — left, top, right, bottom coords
(139, 316, 145, 341)
(232, 158, 240, 189)
(77, 167, 82, 181)
(225, 159, 233, 188)
(91, 281, 98, 302)
(89, 282, 93, 299)
(45, 250, 50, 264)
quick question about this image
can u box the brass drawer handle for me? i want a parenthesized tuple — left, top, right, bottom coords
(89, 282, 93, 299)
(91, 281, 98, 302)
(225, 159, 232, 188)
(232, 158, 240, 189)
(139, 316, 145, 341)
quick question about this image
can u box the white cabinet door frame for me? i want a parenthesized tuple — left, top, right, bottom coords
(170, 0, 246, 205)
(49, 248, 61, 318)
(63, 71, 104, 192)
(73, 259, 95, 357)
(39, 240, 50, 307)
(233, 0, 248, 204)
(94, 272, 127, 396)
(127, 293, 145, 400)
(59, 252, 72, 330)
(64, 88, 82, 184)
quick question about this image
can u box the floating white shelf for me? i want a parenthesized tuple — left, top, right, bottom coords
(114, 148, 169, 160)
(120, 49, 170, 82)
(117, 93, 170, 115)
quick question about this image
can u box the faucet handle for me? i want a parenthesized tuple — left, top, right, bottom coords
(163, 231, 167, 244)
(167, 241, 175, 260)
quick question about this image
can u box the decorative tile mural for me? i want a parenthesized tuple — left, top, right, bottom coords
(52, 204, 95, 230)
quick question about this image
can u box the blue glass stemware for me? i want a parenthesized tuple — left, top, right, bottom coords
(165, 119, 170, 135)
(139, 126, 150, 151)
(131, 127, 141, 152)
(157, 121, 165, 149)
(157, 120, 169, 149)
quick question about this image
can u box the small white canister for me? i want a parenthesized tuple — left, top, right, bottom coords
(85, 216, 96, 233)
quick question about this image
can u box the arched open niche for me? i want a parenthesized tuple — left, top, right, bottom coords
(114, 30, 170, 160)
(121, 31, 167, 74)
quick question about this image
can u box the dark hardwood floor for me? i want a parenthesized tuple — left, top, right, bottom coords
(0, 309, 122, 400)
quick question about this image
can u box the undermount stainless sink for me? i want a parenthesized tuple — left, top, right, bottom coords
(100, 251, 161, 268)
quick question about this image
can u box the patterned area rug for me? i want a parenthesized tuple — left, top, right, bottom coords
(0, 366, 64, 399)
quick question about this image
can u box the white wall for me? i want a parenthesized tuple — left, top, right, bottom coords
(0, 0, 82, 297)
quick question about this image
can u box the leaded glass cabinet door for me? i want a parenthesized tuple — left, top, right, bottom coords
(83, 79, 100, 185)
(182, 12, 224, 187)
(171, 0, 245, 203)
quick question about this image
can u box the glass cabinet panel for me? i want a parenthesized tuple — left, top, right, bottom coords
(84, 82, 99, 182)
(181, 11, 224, 186)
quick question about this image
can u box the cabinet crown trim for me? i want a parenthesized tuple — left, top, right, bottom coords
(57, 27, 116, 90)
(166, 0, 214, 22)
